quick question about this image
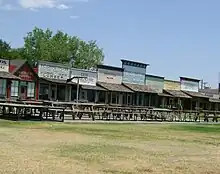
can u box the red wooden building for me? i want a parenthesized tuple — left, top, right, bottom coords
(9, 60, 39, 100)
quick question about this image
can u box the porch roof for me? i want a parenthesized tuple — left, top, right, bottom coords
(40, 78, 76, 85)
(81, 85, 107, 91)
(157, 93, 173, 97)
(0, 71, 21, 80)
(97, 82, 133, 93)
(182, 91, 209, 98)
(123, 83, 157, 93)
(209, 98, 220, 103)
(164, 89, 192, 98)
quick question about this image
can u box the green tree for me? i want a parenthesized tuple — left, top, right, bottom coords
(23, 27, 104, 69)
(0, 39, 11, 58)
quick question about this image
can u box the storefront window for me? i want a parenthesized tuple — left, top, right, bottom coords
(11, 80, 19, 97)
(39, 83, 49, 100)
(27, 82, 35, 97)
(0, 79, 6, 97)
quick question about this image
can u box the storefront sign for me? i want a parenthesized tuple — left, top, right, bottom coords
(123, 72, 145, 85)
(164, 80, 180, 90)
(18, 71, 34, 81)
(0, 59, 9, 72)
(71, 69, 97, 86)
(145, 75, 164, 93)
(38, 64, 70, 80)
(180, 79, 199, 92)
(98, 69, 122, 84)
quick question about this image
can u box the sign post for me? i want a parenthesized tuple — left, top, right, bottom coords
(66, 76, 87, 103)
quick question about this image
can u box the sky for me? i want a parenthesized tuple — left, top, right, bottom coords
(0, 0, 220, 88)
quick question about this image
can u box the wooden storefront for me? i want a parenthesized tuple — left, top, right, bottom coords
(9, 60, 38, 100)
(97, 65, 133, 105)
(37, 61, 73, 101)
(145, 74, 166, 107)
(70, 68, 106, 102)
(0, 59, 21, 99)
(123, 83, 157, 107)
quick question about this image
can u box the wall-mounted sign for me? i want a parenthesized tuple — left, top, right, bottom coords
(97, 69, 122, 84)
(38, 64, 70, 80)
(145, 76, 164, 93)
(18, 71, 34, 81)
(164, 80, 180, 90)
(0, 59, 9, 72)
(71, 69, 97, 86)
(123, 72, 145, 85)
(180, 79, 199, 92)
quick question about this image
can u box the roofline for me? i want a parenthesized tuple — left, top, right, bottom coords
(71, 67, 97, 73)
(97, 64, 124, 72)
(38, 60, 70, 69)
(121, 59, 149, 67)
(164, 79, 180, 83)
(180, 76, 200, 82)
(146, 74, 164, 79)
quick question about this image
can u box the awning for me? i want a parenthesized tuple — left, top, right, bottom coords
(123, 83, 157, 93)
(81, 85, 106, 91)
(40, 78, 76, 85)
(164, 89, 191, 98)
(157, 93, 173, 97)
(97, 82, 133, 93)
(209, 98, 220, 103)
(0, 71, 21, 80)
(182, 91, 209, 98)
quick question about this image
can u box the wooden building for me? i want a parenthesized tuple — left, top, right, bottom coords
(37, 61, 74, 101)
(9, 59, 38, 100)
(163, 79, 191, 109)
(180, 77, 209, 110)
(96, 65, 133, 105)
(121, 59, 158, 106)
(199, 88, 220, 111)
(70, 68, 106, 102)
(0, 59, 20, 99)
(145, 74, 173, 108)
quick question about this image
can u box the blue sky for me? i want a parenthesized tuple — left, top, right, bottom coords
(0, 0, 219, 87)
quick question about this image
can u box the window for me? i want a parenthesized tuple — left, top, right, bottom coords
(39, 83, 49, 100)
(11, 80, 19, 97)
(0, 79, 6, 97)
(27, 82, 35, 98)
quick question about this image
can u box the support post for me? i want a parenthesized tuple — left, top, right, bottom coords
(76, 78, 80, 103)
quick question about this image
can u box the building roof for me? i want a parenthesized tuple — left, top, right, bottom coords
(199, 88, 219, 95)
(164, 89, 191, 98)
(81, 85, 106, 91)
(157, 93, 173, 97)
(182, 91, 209, 98)
(97, 82, 133, 93)
(0, 71, 21, 80)
(40, 78, 76, 85)
(123, 83, 157, 93)
(38, 60, 70, 69)
(121, 59, 149, 67)
(180, 76, 200, 82)
(10, 59, 26, 74)
(97, 64, 123, 72)
(146, 74, 165, 79)
(209, 98, 220, 103)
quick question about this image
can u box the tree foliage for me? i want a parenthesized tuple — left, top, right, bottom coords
(0, 27, 104, 69)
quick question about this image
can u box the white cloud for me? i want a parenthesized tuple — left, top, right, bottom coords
(56, 4, 70, 10)
(70, 15, 79, 19)
(17, 0, 87, 10)
(0, 0, 88, 11)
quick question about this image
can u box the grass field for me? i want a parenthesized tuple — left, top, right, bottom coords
(0, 120, 219, 174)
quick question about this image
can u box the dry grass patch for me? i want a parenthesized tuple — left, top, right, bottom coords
(0, 120, 219, 174)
